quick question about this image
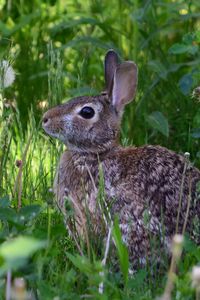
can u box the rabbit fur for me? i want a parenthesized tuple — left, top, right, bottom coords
(42, 50, 200, 266)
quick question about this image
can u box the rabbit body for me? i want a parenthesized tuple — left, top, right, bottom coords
(54, 140, 200, 265)
(43, 51, 200, 266)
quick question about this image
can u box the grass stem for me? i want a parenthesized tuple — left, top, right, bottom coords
(6, 269, 11, 300)
(175, 153, 190, 233)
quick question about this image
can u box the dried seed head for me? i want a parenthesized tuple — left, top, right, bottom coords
(0, 60, 15, 88)
(11, 277, 29, 300)
(15, 159, 22, 168)
(184, 152, 190, 159)
(171, 234, 184, 259)
(191, 266, 200, 288)
(192, 86, 200, 101)
(38, 100, 48, 109)
(173, 234, 184, 245)
(14, 277, 25, 287)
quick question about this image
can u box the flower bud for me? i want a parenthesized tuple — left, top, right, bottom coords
(171, 234, 184, 260)
(15, 160, 22, 168)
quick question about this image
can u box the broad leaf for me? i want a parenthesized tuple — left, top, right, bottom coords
(0, 196, 10, 208)
(0, 208, 18, 222)
(19, 205, 41, 222)
(169, 43, 198, 55)
(178, 73, 193, 95)
(191, 128, 200, 138)
(0, 236, 46, 262)
(147, 111, 169, 137)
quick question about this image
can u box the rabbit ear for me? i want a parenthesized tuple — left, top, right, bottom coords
(112, 61, 138, 112)
(104, 50, 119, 96)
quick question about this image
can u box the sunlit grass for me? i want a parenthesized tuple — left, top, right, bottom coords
(0, 0, 200, 298)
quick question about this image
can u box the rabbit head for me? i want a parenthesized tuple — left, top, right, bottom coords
(42, 50, 138, 153)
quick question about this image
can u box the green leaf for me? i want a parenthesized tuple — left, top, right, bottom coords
(182, 32, 195, 45)
(0, 196, 10, 208)
(0, 0, 6, 10)
(112, 217, 129, 287)
(0, 236, 46, 262)
(128, 269, 147, 289)
(51, 17, 101, 34)
(131, 8, 145, 21)
(66, 253, 102, 276)
(148, 60, 167, 79)
(147, 111, 169, 137)
(66, 253, 92, 273)
(169, 43, 198, 55)
(0, 11, 41, 36)
(0, 205, 41, 224)
(196, 30, 200, 43)
(0, 207, 18, 222)
(50, 16, 114, 38)
(178, 73, 193, 95)
(61, 36, 112, 50)
(191, 128, 200, 138)
(18, 205, 41, 222)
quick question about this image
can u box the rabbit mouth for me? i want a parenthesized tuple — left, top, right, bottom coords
(42, 122, 66, 141)
(42, 115, 66, 139)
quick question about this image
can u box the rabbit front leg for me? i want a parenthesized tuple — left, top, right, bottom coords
(54, 151, 104, 237)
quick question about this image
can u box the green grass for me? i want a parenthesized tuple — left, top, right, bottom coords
(0, 0, 200, 299)
(0, 87, 199, 299)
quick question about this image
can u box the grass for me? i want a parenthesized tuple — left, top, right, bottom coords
(0, 68, 200, 299)
(0, 0, 200, 299)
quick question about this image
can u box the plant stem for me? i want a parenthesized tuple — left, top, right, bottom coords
(6, 269, 11, 300)
(175, 154, 190, 233)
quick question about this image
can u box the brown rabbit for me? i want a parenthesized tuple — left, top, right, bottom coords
(42, 50, 200, 266)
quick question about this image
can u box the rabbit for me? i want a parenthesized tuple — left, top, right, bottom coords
(42, 50, 200, 267)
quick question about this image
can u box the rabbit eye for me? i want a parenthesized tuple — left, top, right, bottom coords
(79, 106, 95, 119)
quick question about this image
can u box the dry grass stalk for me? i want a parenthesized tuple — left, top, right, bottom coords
(182, 173, 192, 235)
(175, 152, 190, 233)
(191, 266, 200, 300)
(6, 269, 11, 300)
(13, 133, 33, 211)
(161, 234, 184, 300)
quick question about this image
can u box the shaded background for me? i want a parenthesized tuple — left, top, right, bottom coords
(0, 0, 200, 155)
(0, 2, 200, 298)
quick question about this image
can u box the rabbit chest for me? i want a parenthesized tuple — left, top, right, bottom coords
(54, 150, 103, 233)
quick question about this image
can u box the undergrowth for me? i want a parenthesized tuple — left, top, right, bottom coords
(0, 71, 199, 299)
(0, 0, 200, 299)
